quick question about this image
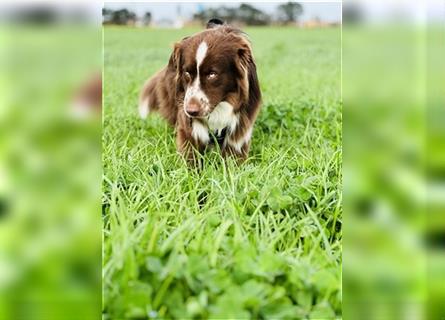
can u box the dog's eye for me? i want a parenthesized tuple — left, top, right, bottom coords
(207, 71, 217, 80)
(184, 71, 191, 81)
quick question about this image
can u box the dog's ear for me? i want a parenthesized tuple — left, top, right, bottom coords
(206, 18, 224, 29)
(234, 37, 261, 109)
(168, 36, 190, 72)
(237, 42, 253, 71)
(234, 39, 253, 102)
(167, 42, 185, 94)
(168, 42, 182, 73)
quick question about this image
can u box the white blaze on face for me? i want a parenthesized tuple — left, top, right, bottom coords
(195, 41, 208, 67)
(184, 41, 210, 115)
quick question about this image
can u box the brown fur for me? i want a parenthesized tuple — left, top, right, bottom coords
(139, 22, 261, 164)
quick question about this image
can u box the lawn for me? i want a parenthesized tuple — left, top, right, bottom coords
(103, 26, 342, 319)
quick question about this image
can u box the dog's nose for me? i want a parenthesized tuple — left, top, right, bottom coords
(187, 110, 200, 117)
(185, 101, 200, 117)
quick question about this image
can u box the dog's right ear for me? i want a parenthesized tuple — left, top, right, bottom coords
(168, 42, 184, 93)
(168, 42, 182, 73)
(206, 18, 224, 29)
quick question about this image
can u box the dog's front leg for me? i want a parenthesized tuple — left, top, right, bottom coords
(176, 125, 204, 167)
(222, 143, 249, 163)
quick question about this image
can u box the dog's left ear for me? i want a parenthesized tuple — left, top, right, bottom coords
(234, 38, 260, 107)
(234, 39, 253, 100)
(237, 42, 253, 70)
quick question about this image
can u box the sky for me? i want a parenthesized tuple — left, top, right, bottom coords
(103, 2, 342, 23)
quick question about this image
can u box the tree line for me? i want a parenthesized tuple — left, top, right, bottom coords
(102, 8, 151, 25)
(194, 3, 303, 26)
(103, 2, 303, 26)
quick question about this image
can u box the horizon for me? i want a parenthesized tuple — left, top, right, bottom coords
(103, 2, 342, 24)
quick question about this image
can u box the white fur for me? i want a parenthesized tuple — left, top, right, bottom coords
(184, 79, 210, 114)
(208, 101, 238, 135)
(228, 126, 253, 152)
(196, 42, 208, 68)
(191, 101, 239, 145)
(191, 120, 210, 144)
(139, 97, 149, 119)
(70, 100, 93, 119)
(184, 42, 210, 115)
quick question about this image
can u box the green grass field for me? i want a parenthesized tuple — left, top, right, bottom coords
(103, 26, 341, 319)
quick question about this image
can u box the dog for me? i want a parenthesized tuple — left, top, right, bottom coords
(139, 19, 261, 164)
(71, 72, 102, 118)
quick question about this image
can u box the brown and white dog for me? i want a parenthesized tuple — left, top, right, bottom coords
(139, 19, 261, 163)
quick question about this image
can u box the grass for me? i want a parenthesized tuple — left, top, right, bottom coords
(103, 26, 341, 319)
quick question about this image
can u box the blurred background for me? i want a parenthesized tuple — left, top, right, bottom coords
(0, 2, 102, 319)
(102, 2, 340, 28)
(342, 0, 445, 319)
(0, 0, 444, 319)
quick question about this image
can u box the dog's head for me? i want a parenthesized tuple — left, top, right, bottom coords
(169, 20, 258, 119)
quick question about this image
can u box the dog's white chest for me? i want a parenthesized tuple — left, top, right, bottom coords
(191, 101, 238, 144)
(207, 102, 238, 134)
